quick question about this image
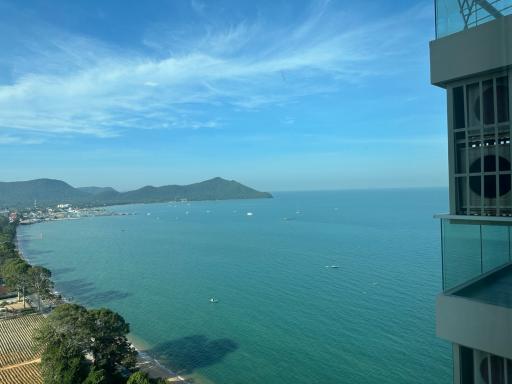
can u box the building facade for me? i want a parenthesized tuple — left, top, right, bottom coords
(431, 1, 512, 383)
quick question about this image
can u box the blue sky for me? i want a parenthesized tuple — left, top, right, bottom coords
(0, 0, 446, 191)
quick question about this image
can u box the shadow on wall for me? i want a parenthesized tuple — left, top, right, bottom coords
(149, 335, 238, 374)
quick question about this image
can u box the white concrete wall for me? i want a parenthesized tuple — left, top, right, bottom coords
(437, 293, 512, 359)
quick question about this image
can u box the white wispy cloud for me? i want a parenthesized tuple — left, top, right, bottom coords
(0, 2, 431, 141)
(0, 134, 44, 145)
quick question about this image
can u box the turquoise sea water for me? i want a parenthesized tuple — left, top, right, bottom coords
(18, 189, 451, 384)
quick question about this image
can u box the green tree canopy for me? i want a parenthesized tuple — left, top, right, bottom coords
(126, 371, 151, 384)
(88, 308, 137, 378)
(2, 258, 30, 304)
(35, 303, 137, 384)
(28, 265, 54, 311)
(82, 367, 107, 384)
(38, 342, 88, 384)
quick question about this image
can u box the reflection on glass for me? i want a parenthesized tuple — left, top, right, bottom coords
(441, 220, 512, 291)
(442, 221, 482, 290)
(482, 225, 509, 272)
(435, 0, 512, 38)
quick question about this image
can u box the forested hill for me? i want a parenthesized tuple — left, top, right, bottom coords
(0, 177, 272, 208)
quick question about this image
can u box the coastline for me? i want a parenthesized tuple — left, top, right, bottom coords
(15, 225, 190, 383)
(129, 337, 189, 383)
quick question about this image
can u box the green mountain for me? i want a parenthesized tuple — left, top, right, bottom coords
(0, 179, 89, 208)
(0, 177, 272, 208)
(77, 186, 118, 195)
(114, 177, 271, 203)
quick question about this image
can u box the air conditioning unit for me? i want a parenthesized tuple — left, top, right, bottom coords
(475, 351, 507, 384)
(468, 155, 511, 211)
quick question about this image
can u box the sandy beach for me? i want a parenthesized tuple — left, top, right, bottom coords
(130, 339, 189, 383)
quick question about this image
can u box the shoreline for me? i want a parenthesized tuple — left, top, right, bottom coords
(130, 338, 189, 383)
(15, 226, 191, 383)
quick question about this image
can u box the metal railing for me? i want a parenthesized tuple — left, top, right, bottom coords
(436, 0, 512, 39)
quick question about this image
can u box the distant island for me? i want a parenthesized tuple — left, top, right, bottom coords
(0, 177, 272, 208)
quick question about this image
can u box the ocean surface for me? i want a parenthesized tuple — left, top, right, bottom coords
(18, 189, 451, 384)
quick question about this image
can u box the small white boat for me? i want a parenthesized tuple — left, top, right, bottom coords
(246, 212, 253, 216)
(325, 265, 340, 269)
(209, 298, 219, 303)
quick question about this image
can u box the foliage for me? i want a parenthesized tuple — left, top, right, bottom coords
(126, 371, 151, 384)
(1, 258, 30, 304)
(35, 304, 93, 383)
(39, 342, 88, 384)
(82, 367, 107, 384)
(28, 265, 53, 311)
(0, 215, 55, 311)
(34, 303, 137, 384)
(88, 308, 137, 378)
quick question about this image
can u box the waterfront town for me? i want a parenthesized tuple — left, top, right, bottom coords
(3, 204, 131, 226)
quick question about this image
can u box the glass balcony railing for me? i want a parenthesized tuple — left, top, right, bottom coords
(435, 0, 512, 39)
(440, 217, 512, 291)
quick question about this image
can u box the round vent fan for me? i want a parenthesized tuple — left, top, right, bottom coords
(480, 355, 506, 384)
(470, 83, 508, 124)
(469, 155, 511, 198)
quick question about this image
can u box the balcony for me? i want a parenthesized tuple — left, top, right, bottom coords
(438, 215, 512, 291)
(437, 264, 512, 359)
(436, 215, 512, 358)
(456, 263, 512, 308)
(436, 0, 512, 39)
